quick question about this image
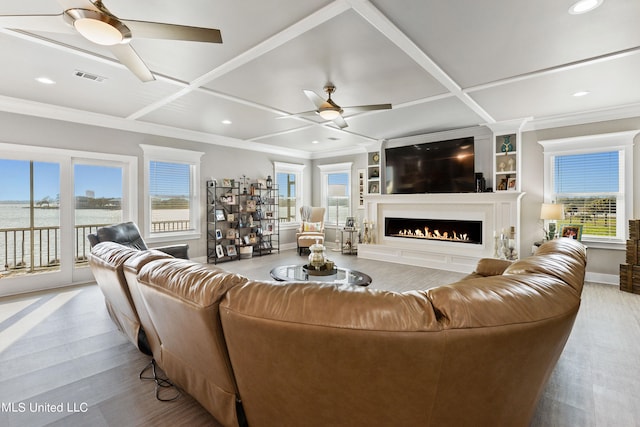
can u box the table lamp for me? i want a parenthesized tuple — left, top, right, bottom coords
(540, 203, 564, 240)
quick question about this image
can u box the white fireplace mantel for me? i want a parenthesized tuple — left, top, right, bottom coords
(358, 192, 525, 273)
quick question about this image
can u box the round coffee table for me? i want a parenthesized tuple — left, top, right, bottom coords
(270, 264, 372, 287)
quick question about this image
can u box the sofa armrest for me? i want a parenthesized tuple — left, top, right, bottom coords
(472, 258, 513, 277)
(154, 244, 189, 259)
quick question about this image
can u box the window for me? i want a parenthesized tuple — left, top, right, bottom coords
(274, 162, 305, 225)
(318, 162, 352, 227)
(141, 145, 203, 240)
(540, 131, 637, 245)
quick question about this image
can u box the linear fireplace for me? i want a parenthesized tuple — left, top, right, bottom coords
(385, 217, 483, 245)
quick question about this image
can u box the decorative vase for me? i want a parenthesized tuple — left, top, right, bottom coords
(308, 240, 326, 270)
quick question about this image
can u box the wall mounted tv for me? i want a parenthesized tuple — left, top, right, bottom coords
(385, 136, 475, 194)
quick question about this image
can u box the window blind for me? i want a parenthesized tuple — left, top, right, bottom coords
(149, 161, 192, 232)
(553, 151, 619, 238)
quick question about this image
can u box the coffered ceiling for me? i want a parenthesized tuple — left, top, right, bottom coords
(0, 0, 639, 158)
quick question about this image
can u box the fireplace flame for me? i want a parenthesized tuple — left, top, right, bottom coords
(396, 227, 469, 242)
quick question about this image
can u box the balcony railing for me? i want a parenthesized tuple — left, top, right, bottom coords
(1, 221, 190, 275)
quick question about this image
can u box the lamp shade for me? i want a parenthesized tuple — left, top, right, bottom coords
(540, 203, 564, 220)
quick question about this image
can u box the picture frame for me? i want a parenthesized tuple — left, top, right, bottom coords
(497, 178, 508, 191)
(248, 232, 257, 244)
(215, 209, 226, 221)
(226, 245, 237, 257)
(345, 217, 355, 230)
(246, 199, 257, 212)
(215, 229, 223, 240)
(215, 244, 225, 258)
(227, 213, 235, 222)
(507, 177, 516, 191)
(222, 178, 233, 187)
(265, 223, 274, 234)
(265, 211, 274, 219)
(369, 182, 378, 193)
(561, 224, 583, 241)
(226, 229, 237, 239)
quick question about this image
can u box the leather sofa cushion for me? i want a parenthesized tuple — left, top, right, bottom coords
(504, 238, 587, 294)
(428, 239, 586, 329)
(223, 281, 441, 331)
(138, 259, 247, 306)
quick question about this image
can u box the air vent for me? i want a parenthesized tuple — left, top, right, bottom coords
(74, 70, 106, 82)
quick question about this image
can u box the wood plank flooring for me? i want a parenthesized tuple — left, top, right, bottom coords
(1, 249, 639, 426)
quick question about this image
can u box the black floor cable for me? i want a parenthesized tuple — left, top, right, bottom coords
(139, 359, 181, 402)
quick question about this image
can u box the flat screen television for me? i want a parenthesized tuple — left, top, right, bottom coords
(385, 137, 475, 194)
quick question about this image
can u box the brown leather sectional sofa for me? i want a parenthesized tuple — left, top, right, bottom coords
(88, 238, 586, 427)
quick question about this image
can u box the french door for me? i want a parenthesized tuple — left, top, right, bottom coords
(0, 143, 136, 296)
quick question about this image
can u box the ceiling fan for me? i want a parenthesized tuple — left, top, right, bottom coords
(0, 0, 222, 82)
(283, 83, 392, 129)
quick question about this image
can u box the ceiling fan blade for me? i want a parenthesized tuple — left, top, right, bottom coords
(332, 115, 348, 129)
(109, 43, 155, 82)
(0, 13, 73, 34)
(303, 90, 326, 109)
(121, 19, 222, 43)
(342, 104, 392, 113)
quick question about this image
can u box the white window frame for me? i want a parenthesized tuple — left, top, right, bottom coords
(141, 144, 203, 243)
(539, 131, 637, 248)
(318, 162, 353, 228)
(273, 161, 305, 229)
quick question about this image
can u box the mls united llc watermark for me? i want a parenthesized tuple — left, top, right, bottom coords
(2, 401, 89, 413)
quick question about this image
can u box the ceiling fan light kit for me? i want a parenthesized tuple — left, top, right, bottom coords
(64, 8, 131, 46)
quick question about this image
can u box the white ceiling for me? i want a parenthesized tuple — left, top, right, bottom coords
(0, 0, 639, 158)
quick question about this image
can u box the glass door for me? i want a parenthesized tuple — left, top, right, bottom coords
(72, 161, 125, 283)
(0, 159, 61, 278)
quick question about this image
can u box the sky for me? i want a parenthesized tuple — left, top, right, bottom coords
(0, 160, 123, 201)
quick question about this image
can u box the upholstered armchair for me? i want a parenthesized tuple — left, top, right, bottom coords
(296, 206, 326, 255)
(87, 221, 189, 259)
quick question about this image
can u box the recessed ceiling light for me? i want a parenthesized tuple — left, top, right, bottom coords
(35, 77, 55, 85)
(311, 140, 319, 144)
(221, 120, 232, 125)
(573, 90, 591, 97)
(568, 0, 603, 15)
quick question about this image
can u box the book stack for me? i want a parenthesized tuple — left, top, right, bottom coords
(620, 219, 640, 293)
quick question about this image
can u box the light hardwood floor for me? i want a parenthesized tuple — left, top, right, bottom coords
(1, 249, 639, 426)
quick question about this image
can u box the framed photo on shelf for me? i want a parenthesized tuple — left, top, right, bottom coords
(226, 229, 237, 239)
(226, 245, 237, 257)
(215, 229, 223, 240)
(246, 199, 257, 212)
(215, 244, 225, 258)
(265, 223, 274, 234)
(345, 217, 355, 229)
(227, 213, 235, 222)
(369, 182, 378, 193)
(215, 209, 226, 221)
(497, 178, 508, 191)
(507, 177, 516, 191)
(265, 211, 274, 219)
(561, 224, 583, 241)
(248, 232, 257, 244)
(222, 178, 233, 187)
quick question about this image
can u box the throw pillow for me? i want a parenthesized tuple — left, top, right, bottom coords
(303, 222, 322, 232)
